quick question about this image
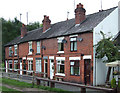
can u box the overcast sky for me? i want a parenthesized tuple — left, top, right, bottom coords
(0, 0, 119, 24)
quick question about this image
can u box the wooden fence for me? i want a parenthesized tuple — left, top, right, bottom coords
(0, 68, 117, 93)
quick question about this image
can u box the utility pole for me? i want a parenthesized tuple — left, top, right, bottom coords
(26, 12, 28, 25)
(20, 13, 22, 22)
(100, 0, 103, 11)
(67, 11, 69, 20)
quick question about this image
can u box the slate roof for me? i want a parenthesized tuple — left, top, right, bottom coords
(5, 7, 117, 47)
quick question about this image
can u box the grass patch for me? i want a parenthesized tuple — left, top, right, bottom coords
(2, 77, 72, 93)
(0, 86, 23, 93)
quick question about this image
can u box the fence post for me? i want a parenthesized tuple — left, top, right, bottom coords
(81, 88, 86, 93)
(32, 71, 35, 88)
(50, 82, 55, 88)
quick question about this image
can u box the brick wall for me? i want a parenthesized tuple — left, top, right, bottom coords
(5, 32, 93, 84)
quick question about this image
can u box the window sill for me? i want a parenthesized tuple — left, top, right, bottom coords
(57, 51, 64, 54)
(28, 53, 32, 55)
(56, 73, 65, 76)
(14, 55, 17, 57)
(70, 50, 77, 52)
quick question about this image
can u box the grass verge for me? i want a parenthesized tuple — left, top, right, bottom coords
(0, 86, 23, 93)
(2, 77, 72, 93)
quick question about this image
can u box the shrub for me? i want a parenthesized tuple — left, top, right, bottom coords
(111, 78, 116, 88)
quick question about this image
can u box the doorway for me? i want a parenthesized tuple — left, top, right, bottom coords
(44, 59, 48, 78)
(50, 59, 54, 79)
(5, 60, 8, 73)
(84, 59, 91, 85)
(20, 59, 22, 75)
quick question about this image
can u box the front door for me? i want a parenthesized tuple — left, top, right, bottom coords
(44, 59, 48, 77)
(84, 59, 91, 85)
(5, 60, 8, 73)
(50, 59, 54, 79)
(20, 59, 22, 75)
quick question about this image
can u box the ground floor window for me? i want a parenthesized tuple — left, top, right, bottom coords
(14, 60, 18, 70)
(28, 60, 33, 71)
(36, 59, 42, 73)
(70, 60, 80, 76)
(57, 60, 65, 74)
(8, 60, 12, 70)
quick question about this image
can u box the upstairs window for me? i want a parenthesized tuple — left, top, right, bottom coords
(70, 37, 77, 51)
(14, 45, 17, 56)
(37, 41, 40, 54)
(28, 41, 32, 54)
(9, 47, 12, 56)
(57, 37, 64, 53)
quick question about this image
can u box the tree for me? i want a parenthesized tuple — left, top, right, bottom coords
(95, 31, 119, 83)
(1, 17, 41, 62)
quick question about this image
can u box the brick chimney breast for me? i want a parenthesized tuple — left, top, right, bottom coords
(42, 15, 51, 32)
(75, 3, 86, 25)
(21, 24, 27, 38)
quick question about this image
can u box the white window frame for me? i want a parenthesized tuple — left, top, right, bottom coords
(56, 57, 65, 76)
(8, 60, 12, 70)
(14, 45, 17, 56)
(70, 37, 77, 51)
(36, 59, 42, 73)
(9, 47, 12, 56)
(57, 37, 64, 53)
(14, 60, 18, 71)
(28, 41, 32, 55)
(37, 41, 40, 54)
(28, 60, 33, 71)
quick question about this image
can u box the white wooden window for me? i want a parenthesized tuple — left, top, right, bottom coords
(9, 47, 12, 56)
(70, 60, 80, 76)
(14, 45, 17, 56)
(28, 41, 32, 54)
(70, 37, 77, 51)
(37, 41, 40, 53)
(8, 60, 12, 70)
(14, 60, 18, 70)
(36, 59, 41, 72)
(57, 37, 64, 53)
(56, 60, 65, 74)
(28, 60, 33, 71)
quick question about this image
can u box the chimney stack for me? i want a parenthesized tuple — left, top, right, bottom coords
(75, 3, 86, 25)
(21, 24, 27, 38)
(42, 15, 51, 32)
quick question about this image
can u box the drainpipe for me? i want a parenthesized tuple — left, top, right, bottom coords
(118, 1, 120, 32)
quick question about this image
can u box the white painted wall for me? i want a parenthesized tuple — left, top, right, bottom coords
(93, 8, 119, 86)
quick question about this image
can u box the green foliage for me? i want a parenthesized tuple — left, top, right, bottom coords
(1, 86, 23, 93)
(118, 80, 120, 89)
(111, 78, 116, 88)
(1, 17, 41, 61)
(27, 22, 40, 31)
(2, 78, 72, 93)
(95, 31, 119, 62)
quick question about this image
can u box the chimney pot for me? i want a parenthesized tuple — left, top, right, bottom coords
(21, 24, 27, 38)
(75, 3, 86, 25)
(42, 15, 51, 32)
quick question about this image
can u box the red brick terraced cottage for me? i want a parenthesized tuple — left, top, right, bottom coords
(4, 3, 120, 86)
